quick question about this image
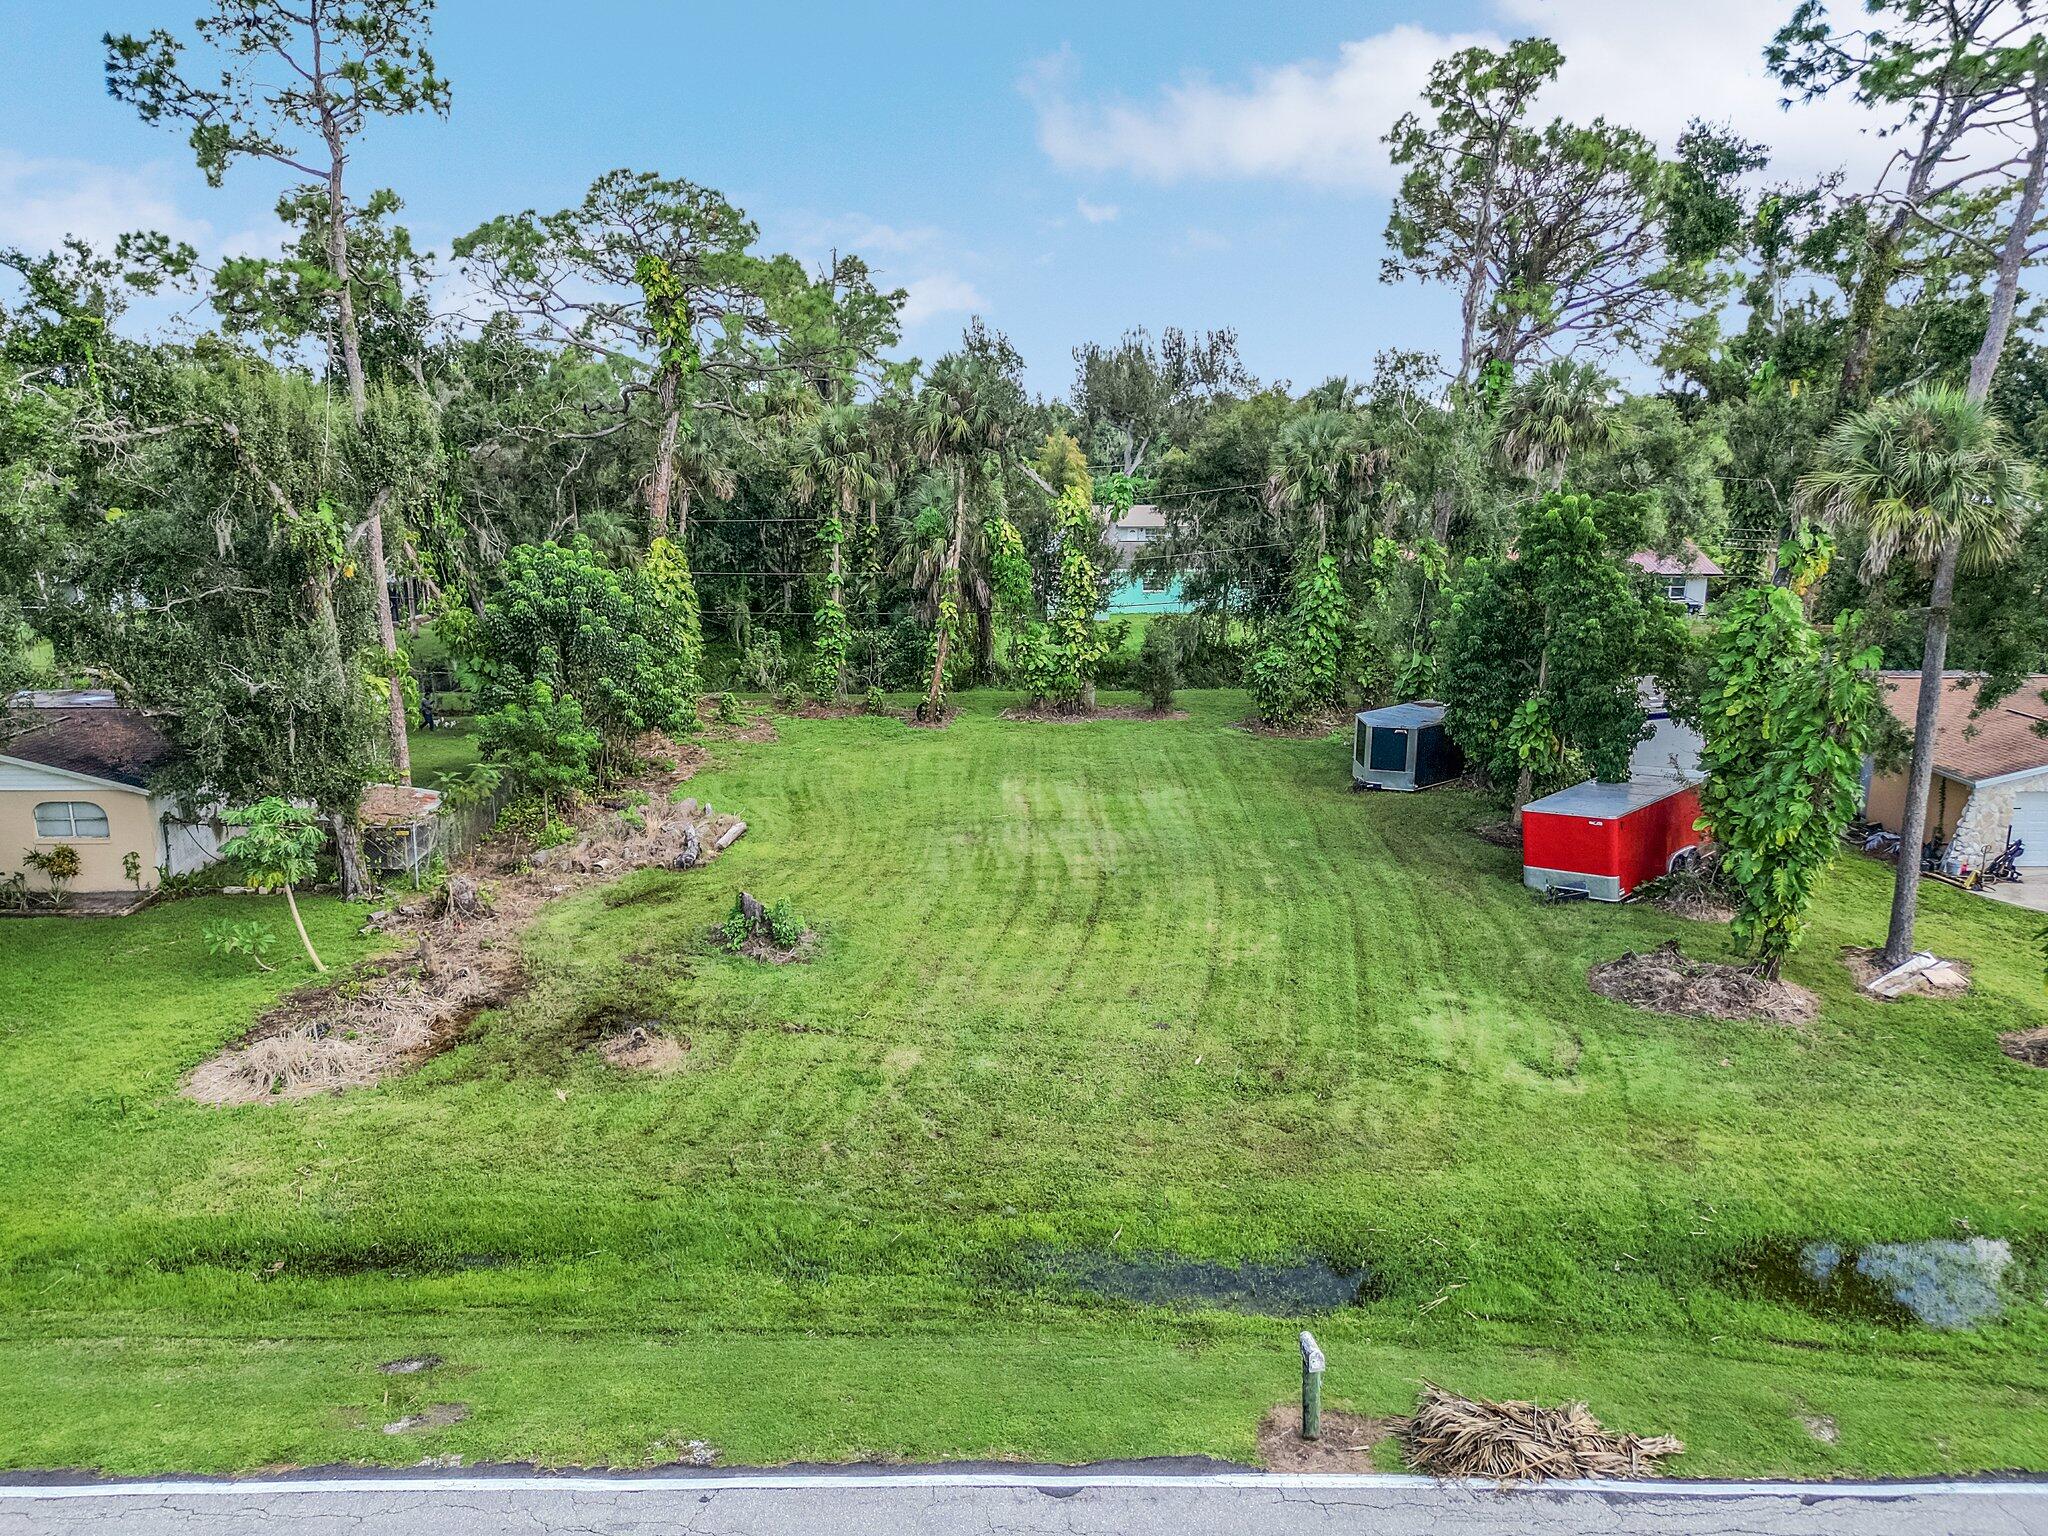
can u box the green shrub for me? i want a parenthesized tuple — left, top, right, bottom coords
(775, 681, 804, 713)
(766, 897, 807, 947)
(862, 685, 888, 715)
(716, 691, 746, 726)
(476, 682, 599, 808)
(1134, 622, 1181, 713)
(495, 796, 575, 848)
(1247, 643, 1318, 728)
(22, 844, 81, 907)
(718, 908, 752, 952)
(739, 632, 788, 690)
(203, 917, 278, 971)
(457, 536, 702, 750)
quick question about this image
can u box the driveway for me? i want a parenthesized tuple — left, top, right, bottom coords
(2, 1469, 2045, 1536)
(1975, 877, 2048, 914)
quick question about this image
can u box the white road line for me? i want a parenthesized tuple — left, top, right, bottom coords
(0, 1472, 2042, 1501)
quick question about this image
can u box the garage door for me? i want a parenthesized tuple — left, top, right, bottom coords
(2010, 790, 2048, 865)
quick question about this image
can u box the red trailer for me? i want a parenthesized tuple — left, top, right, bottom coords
(1522, 776, 1705, 902)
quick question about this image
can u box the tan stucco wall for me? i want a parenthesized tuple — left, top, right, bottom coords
(0, 786, 159, 893)
(1863, 769, 1969, 842)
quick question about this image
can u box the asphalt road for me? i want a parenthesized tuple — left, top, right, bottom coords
(3, 1471, 2046, 1536)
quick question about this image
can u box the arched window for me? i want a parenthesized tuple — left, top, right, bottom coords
(33, 801, 111, 839)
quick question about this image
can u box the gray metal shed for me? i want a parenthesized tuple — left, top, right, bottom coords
(1352, 701, 1463, 791)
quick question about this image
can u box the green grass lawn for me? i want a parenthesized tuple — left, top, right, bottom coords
(3, 689, 2047, 1477)
(406, 720, 479, 789)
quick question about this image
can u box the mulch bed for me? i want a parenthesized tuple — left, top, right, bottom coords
(1471, 820, 1523, 850)
(1235, 711, 1349, 740)
(1588, 940, 1817, 1025)
(1644, 890, 1736, 924)
(2002, 1026, 2048, 1068)
(1001, 705, 1188, 723)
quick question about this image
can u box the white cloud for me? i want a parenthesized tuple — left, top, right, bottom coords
(0, 149, 211, 254)
(1075, 196, 1120, 224)
(898, 271, 985, 327)
(790, 212, 942, 257)
(1029, 1, 1888, 192)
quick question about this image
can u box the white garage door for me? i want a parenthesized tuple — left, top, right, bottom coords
(2010, 790, 2048, 865)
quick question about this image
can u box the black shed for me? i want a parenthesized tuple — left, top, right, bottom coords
(1352, 701, 1463, 791)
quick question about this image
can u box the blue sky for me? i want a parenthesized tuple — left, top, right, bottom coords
(0, 1, 1888, 395)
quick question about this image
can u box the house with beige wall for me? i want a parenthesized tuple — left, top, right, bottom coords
(2, 692, 223, 898)
(1864, 673, 2048, 873)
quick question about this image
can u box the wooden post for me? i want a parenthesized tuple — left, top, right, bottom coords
(1299, 1330, 1324, 1441)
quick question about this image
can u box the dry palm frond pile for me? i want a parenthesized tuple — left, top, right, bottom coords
(1402, 1383, 1684, 1481)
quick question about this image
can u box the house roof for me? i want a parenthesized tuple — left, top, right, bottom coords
(1875, 672, 2048, 785)
(1628, 543, 1724, 578)
(1, 692, 177, 790)
(1108, 503, 1165, 532)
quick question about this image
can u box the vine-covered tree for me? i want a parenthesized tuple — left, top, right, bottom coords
(107, 0, 452, 782)
(789, 405, 879, 699)
(1696, 529, 1880, 976)
(911, 329, 1026, 722)
(1770, 0, 2046, 403)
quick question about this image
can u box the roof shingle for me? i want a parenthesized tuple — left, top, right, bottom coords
(1875, 672, 2048, 784)
(1, 697, 178, 789)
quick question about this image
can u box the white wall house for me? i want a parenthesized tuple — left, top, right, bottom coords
(1627, 545, 1723, 615)
(1105, 503, 1164, 567)
(2, 692, 225, 896)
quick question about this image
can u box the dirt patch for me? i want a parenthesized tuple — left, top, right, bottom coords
(2002, 1026, 2048, 1068)
(720, 928, 818, 965)
(1588, 940, 1817, 1025)
(184, 742, 747, 1107)
(1842, 946, 1974, 1000)
(1800, 1411, 1840, 1445)
(698, 712, 780, 745)
(793, 701, 867, 720)
(377, 1355, 443, 1375)
(1002, 704, 1188, 723)
(1235, 711, 1348, 740)
(598, 1025, 692, 1074)
(1402, 1382, 1683, 1481)
(1471, 820, 1523, 850)
(382, 1403, 468, 1435)
(1646, 892, 1736, 923)
(1257, 1404, 1394, 1472)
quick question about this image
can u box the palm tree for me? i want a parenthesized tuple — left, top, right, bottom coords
(1269, 410, 1372, 558)
(659, 418, 737, 542)
(913, 355, 1018, 721)
(1798, 387, 2037, 965)
(1496, 360, 1617, 489)
(791, 408, 881, 599)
